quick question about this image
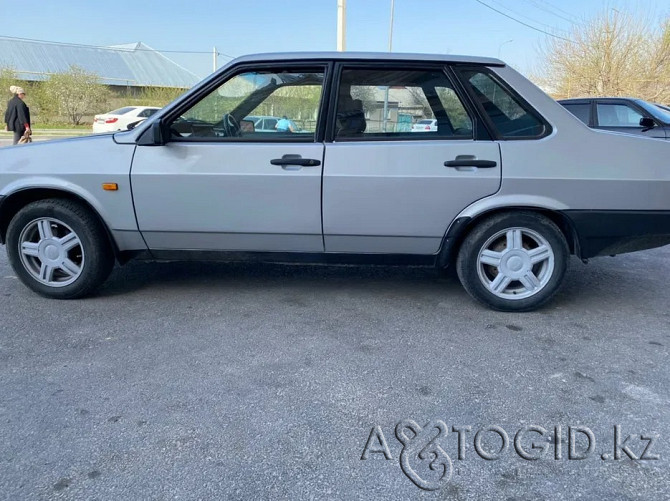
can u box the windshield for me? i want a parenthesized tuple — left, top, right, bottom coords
(636, 100, 670, 124)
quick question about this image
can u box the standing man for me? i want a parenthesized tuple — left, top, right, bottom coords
(4, 85, 31, 145)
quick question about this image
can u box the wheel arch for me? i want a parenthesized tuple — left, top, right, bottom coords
(0, 188, 121, 261)
(438, 206, 580, 268)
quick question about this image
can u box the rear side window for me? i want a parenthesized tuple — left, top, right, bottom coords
(561, 103, 591, 125)
(456, 68, 548, 139)
(109, 107, 135, 115)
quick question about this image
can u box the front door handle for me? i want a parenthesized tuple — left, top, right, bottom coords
(270, 154, 321, 167)
(444, 157, 497, 168)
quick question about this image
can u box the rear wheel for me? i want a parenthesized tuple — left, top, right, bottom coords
(456, 212, 569, 311)
(6, 199, 114, 299)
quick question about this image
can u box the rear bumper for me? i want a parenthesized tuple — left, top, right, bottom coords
(562, 210, 670, 258)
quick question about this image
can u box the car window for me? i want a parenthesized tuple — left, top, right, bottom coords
(596, 103, 644, 127)
(170, 69, 325, 141)
(457, 68, 547, 139)
(334, 67, 473, 140)
(109, 107, 135, 115)
(264, 118, 278, 130)
(561, 103, 591, 125)
(137, 108, 157, 118)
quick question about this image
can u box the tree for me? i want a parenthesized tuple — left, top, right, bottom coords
(538, 10, 670, 102)
(41, 66, 110, 125)
(0, 67, 18, 103)
(136, 86, 188, 107)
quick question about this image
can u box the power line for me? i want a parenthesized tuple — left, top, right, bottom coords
(0, 35, 236, 59)
(537, 0, 582, 22)
(487, 0, 572, 35)
(473, 0, 574, 43)
(522, 0, 581, 24)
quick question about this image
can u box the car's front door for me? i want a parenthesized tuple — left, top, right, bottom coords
(322, 64, 501, 254)
(130, 66, 328, 252)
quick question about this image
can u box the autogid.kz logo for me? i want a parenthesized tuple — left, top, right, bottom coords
(361, 420, 660, 491)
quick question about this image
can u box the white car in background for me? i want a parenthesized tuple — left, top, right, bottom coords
(244, 115, 280, 132)
(92, 106, 161, 133)
(411, 118, 438, 132)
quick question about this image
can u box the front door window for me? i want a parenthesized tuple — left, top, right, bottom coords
(596, 103, 644, 127)
(169, 69, 325, 141)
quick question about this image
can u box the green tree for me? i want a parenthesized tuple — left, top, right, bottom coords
(41, 66, 110, 125)
(136, 86, 188, 107)
(0, 67, 18, 106)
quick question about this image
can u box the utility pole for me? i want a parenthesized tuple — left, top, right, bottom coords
(337, 0, 346, 51)
(213, 46, 217, 73)
(388, 0, 395, 51)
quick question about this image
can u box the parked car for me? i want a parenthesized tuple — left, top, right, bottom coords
(244, 115, 280, 132)
(411, 119, 438, 132)
(1, 52, 669, 311)
(558, 97, 670, 139)
(92, 106, 161, 133)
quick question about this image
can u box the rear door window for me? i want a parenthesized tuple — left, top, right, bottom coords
(562, 103, 591, 125)
(333, 67, 473, 140)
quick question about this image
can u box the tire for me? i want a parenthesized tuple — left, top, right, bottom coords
(456, 212, 569, 312)
(6, 199, 115, 299)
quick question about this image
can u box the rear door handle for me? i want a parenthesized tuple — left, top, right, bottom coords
(444, 158, 497, 168)
(270, 154, 321, 167)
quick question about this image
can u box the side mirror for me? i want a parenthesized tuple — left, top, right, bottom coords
(126, 120, 142, 130)
(640, 117, 655, 129)
(152, 120, 166, 145)
(137, 119, 167, 146)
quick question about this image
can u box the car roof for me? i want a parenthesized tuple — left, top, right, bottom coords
(231, 51, 505, 66)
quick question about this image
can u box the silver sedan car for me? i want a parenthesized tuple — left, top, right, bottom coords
(1, 52, 669, 311)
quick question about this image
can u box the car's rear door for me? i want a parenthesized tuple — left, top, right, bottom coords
(322, 63, 501, 254)
(130, 64, 329, 252)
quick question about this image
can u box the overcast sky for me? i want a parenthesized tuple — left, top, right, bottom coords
(0, 0, 666, 78)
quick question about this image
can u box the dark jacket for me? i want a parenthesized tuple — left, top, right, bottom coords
(4, 95, 30, 132)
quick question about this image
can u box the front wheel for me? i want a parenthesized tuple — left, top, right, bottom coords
(456, 212, 569, 312)
(6, 199, 115, 299)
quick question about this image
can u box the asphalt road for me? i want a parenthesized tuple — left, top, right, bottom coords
(0, 246, 669, 500)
